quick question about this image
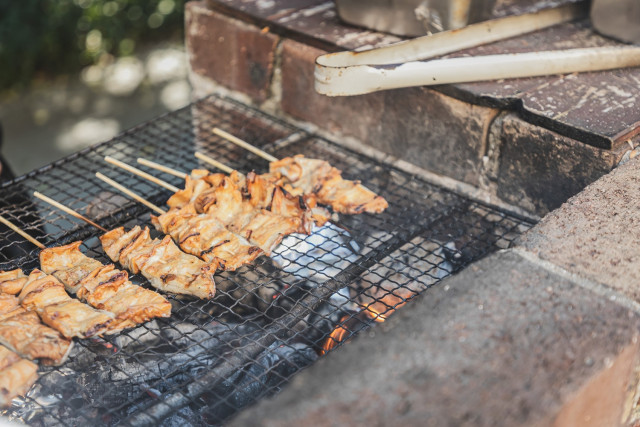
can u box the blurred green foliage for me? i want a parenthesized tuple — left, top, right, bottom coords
(0, 0, 186, 91)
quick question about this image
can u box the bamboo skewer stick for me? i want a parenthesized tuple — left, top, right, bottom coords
(95, 172, 166, 215)
(213, 128, 278, 163)
(0, 214, 45, 249)
(33, 192, 107, 233)
(194, 152, 236, 175)
(105, 156, 180, 193)
(136, 158, 187, 179)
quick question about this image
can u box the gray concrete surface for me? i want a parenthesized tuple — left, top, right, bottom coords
(230, 250, 640, 427)
(0, 43, 191, 176)
(517, 156, 640, 302)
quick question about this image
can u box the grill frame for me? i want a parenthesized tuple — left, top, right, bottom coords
(0, 94, 535, 425)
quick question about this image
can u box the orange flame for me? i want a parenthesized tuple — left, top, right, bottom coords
(320, 315, 351, 355)
(320, 293, 409, 355)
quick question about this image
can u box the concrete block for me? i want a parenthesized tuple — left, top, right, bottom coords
(230, 250, 640, 427)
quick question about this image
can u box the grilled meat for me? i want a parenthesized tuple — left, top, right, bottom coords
(191, 175, 303, 254)
(158, 171, 316, 256)
(40, 242, 171, 329)
(0, 346, 38, 408)
(166, 170, 238, 209)
(0, 269, 28, 295)
(152, 205, 262, 271)
(0, 291, 72, 366)
(19, 269, 115, 339)
(100, 226, 216, 299)
(270, 155, 388, 214)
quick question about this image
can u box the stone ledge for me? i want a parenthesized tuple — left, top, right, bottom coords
(230, 250, 640, 427)
(517, 156, 640, 303)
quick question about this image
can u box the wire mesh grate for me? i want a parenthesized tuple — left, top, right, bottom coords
(0, 94, 535, 425)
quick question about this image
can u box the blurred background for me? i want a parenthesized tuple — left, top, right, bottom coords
(0, 0, 191, 176)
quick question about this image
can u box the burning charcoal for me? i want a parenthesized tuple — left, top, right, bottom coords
(354, 236, 452, 322)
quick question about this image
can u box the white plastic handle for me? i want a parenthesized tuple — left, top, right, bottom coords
(313, 3, 640, 96)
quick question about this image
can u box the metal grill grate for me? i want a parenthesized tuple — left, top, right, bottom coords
(0, 95, 535, 425)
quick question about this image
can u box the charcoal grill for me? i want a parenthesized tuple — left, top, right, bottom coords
(0, 94, 535, 425)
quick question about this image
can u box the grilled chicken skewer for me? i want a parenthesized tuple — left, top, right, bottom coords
(40, 242, 172, 328)
(18, 269, 115, 339)
(100, 225, 216, 299)
(168, 169, 331, 235)
(111, 158, 331, 256)
(0, 287, 72, 366)
(167, 170, 309, 255)
(4, 201, 173, 328)
(211, 127, 388, 214)
(151, 204, 262, 271)
(104, 159, 325, 265)
(36, 185, 217, 300)
(94, 177, 258, 272)
(0, 345, 39, 408)
(0, 263, 115, 340)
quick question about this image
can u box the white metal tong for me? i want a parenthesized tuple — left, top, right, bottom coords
(314, 3, 640, 96)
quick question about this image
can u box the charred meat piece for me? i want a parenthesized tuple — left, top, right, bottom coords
(160, 167, 331, 256)
(152, 205, 262, 271)
(40, 242, 171, 329)
(166, 170, 242, 209)
(100, 226, 216, 299)
(19, 269, 114, 339)
(0, 346, 38, 408)
(230, 208, 302, 256)
(270, 155, 388, 214)
(191, 173, 311, 254)
(0, 290, 72, 366)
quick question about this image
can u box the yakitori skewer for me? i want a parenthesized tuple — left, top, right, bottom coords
(99, 160, 262, 271)
(136, 154, 330, 229)
(32, 193, 173, 325)
(0, 214, 45, 249)
(36, 184, 215, 300)
(28, 195, 173, 325)
(211, 127, 388, 214)
(0, 270, 73, 367)
(33, 192, 107, 233)
(212, 128, 277, 162)
(0, 216, 116, 339)
(105, 156, 180, 193)
(137, 157, 187, 179)
(114, 156, 330, 255)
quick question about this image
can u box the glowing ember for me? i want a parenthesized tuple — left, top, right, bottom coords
(320, 315, 352, 355)
(361, 293, 406, 323)
(320, 293, 408, 355)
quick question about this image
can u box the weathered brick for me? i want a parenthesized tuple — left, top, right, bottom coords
(495, 114, 621, 215)
(280, 39, 499, 186)
(517, 156, 640, 302)
(186, 2, 279, 103)
(230, 250, 640, 426)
